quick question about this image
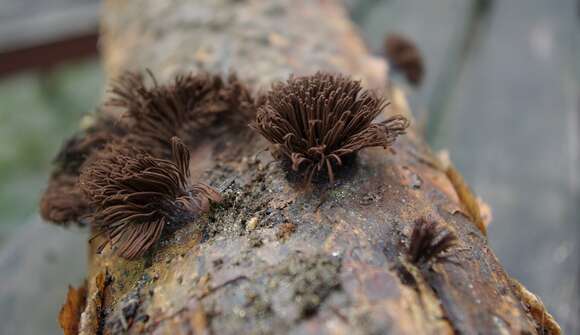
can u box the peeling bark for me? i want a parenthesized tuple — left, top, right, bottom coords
(59, 283, 87, 335)
(65, 1, 560, 334)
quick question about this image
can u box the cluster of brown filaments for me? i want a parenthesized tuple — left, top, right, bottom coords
(80, 137, 221, 259)
(42, 70, 411, 259)
(252, 72, 409, 183)
(109, 71, 255, 157)
(385, 34, 425, 86)
(40, 115, 127, 225)
(72, 71, 251, 259)
(407, 217, 458, 265)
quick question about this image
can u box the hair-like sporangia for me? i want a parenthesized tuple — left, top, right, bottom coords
(80, 137, 221, 259)
(385, 34, 425, 86)
(251, 72, 409, 183)
(108, 71, 255, 156)
(407, 217, 458, 265)
(40, 115, 127, 225)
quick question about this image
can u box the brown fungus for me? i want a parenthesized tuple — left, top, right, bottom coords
(40, 115, 126, 225)
(251, 72, 409, 183)
(407, 217, 458, 265)
(40, 70, 253, 226)
(108, 71, 255, 156)
(79, 137, 221, 259)
(40, 175, 91, 225)
(385, 34, 425, 86)
(53, 115, 127, 175)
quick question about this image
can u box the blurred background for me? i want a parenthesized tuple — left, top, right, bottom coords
(0, 0, 578, 334)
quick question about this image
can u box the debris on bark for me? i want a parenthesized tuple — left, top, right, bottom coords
(509, 277, 562, 335)
(79, 271, 112, 335)
(59, 283, 87, 335)
(276, 222, 296, 241)
(440, 154, 488, 236)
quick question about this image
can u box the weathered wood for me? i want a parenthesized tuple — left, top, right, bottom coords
(75, 1, 559, 334)
(439, 0, 579, 332)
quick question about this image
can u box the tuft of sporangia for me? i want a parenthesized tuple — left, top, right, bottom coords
(79, 137, 222, 259)
(53, 115, 127, 175)
(40, 174, 91, 226)
(40, 115, 126, 225)
(385, 34, 424, 86)
(108, 71, 255, 156)
(407, 217, 458, 265)
(251, 72, 409, 183)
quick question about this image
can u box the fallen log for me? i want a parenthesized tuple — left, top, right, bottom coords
(43, 1, 560, 334)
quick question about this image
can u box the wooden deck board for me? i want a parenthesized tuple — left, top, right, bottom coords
(353, 0, 478, 121)
(0, 1, 99, 51)
(438, 0, 579, 331)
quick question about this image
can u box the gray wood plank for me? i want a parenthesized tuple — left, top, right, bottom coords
(0, 217, 87, 335)
(352, 0, 479, 122)
(438, 0, 580, 332)
(0, 1, 99, 51)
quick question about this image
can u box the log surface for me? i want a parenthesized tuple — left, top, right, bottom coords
(77, 1, 558, 334)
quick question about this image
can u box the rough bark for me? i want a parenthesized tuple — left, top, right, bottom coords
(73, 1, 559, 334)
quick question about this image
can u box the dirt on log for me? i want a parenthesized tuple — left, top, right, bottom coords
(49, 1, 560, 334)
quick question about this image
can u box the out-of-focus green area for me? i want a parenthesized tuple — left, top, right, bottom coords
(0, 60, 103, 242)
